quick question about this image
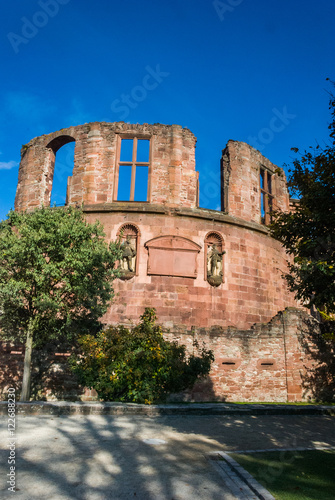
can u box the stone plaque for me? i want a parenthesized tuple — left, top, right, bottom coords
(145, 236, 201, 278)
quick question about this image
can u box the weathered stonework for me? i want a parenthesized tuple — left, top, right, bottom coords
(0, 309, 327, 403)
(8, 121, 324, 402)
(15, 122, 198, 211)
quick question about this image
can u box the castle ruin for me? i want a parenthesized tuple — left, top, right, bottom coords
(6, 121, 320, 402)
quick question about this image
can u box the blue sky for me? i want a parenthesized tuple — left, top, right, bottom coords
(1, 0, 334, 218)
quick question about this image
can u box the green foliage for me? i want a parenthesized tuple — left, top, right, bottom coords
(270, 81, 335, 314)
(0, 206, 121, 346)
(70, 308, 214, 404)
(230, 450, 335, 500)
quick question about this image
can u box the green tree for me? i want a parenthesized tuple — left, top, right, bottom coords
(71, 308, 214, 404)
(270, 81, 335, 315)
(0, 206, 121, 401)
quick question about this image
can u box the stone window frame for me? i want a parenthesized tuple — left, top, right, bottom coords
(113, 133, 153, 203)
(260, 166, 274, 225)
(116, 223, 141, 278)
(204, 231, 225, 284)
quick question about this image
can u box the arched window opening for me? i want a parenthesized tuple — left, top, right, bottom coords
(50, 140, 75, 207)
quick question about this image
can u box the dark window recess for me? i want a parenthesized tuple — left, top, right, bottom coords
(221, 359, 241, 369)
(258, 360, 276, 370)
(260, 167, 274, 225)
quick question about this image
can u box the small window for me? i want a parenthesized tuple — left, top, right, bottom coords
(257, 359, 277, 370)
(260, 167, 274, 225)
(221, 358, 241, 370)
(115, 137, 151, 202)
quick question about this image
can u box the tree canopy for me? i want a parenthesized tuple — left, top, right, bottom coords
(270, 81, 335, 314)
(0, 206, 121, 400)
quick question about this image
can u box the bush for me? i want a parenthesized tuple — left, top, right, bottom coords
(70, 308, 214, 404)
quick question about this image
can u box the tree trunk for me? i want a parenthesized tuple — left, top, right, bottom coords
(20, 325, 33, 401)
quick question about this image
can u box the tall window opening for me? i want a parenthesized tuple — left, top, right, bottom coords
(49, 138, 75, 207)
(115, 137, 150, 202)
(260, 167, 273, 225)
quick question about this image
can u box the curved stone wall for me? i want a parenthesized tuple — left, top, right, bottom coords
(15, 121, 298, 330)
(10, 121, 312, 402)
(84, 205, 297, 330)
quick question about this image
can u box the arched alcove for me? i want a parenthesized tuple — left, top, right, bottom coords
(204, 231, 225, 286)
(116, 223, 140, 279)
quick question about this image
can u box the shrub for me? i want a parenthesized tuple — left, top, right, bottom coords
(70, 308, 214, 404)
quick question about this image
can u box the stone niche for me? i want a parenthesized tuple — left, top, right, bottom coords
(145, 236, 201, 278)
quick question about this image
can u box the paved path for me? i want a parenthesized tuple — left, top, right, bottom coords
(1, 414, 334, 499)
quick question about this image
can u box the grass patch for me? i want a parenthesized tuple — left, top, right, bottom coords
(230, 450, 335, 500)
(164, 401, 335, 405)
(231, 401, 335, 406)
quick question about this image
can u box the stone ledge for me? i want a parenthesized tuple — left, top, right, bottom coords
(0, 402, 334, 416)
(83, 204, 269, 235)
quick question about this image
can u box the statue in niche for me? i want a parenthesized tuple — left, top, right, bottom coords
(207, 244, 225, 286)
(120, 235, 137, 274)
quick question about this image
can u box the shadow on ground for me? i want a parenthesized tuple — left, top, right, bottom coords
(2, 411, 335, 499)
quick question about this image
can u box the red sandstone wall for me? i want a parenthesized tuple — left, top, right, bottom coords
(221, 141, 290, 223)
(15, 122, 198, 212)
(0, 309, 320, 403)
(166, 309, 317, 403)
(83, 207, 297, 330)
(10, 122, 322, 403)
(14, 121, 297, 331)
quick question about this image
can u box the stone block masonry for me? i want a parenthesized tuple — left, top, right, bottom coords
(9, 121, 323, 402)
(15, 122, 198, 211)
(0, 309, 322, 402)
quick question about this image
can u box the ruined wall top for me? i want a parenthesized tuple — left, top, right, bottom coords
(221, 140, 290, 224)
(15, 122, 198, 212)
(14, 121, 290, 226)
